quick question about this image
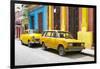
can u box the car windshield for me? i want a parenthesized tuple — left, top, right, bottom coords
(28, 30, 40, 34)
(58, 31, 73, 39)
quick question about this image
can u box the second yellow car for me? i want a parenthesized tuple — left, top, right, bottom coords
(20, 29, 42, 46)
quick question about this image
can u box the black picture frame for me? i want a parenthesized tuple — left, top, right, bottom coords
(10, 0, 97, 69)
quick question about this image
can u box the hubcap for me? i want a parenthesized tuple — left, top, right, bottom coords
(42, 43, 45, 49)
(59, 47, 65, 56)
(42, 43, 46, 50)
(28, 42, 31, 47)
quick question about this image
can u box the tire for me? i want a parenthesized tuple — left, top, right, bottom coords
(42, 43, 47, 50)
(76, 50, 82, 53)
(21, 40, 24, 45)
(28, 41, 31, 47)
(58, 46, 65, 56)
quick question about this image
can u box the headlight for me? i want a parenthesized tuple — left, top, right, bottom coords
(81, 43, 84, 46)
(68, 43, 73, 46)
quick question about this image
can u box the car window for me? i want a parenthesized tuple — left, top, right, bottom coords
(27, 29, 40, 34)
(51, 32, 57, 37)
(42, 32, 46, 36)
(45, 32, 52, 37)
(59, 33, 65, 38)
(58, 31, 73, 39)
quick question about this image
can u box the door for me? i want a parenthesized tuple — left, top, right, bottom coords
(69, 7, 79, 39)
(54, 6, 60, 30)
(50, 31, 57, 49)
(31, 16, 34, 29)
(44, 31, 52, 48)
(38, 12, 43, 33)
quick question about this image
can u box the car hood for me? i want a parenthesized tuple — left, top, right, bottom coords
(29, 33, 42, 38)
(64, 39, 83, 43)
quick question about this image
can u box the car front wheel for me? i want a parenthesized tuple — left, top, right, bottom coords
(28, 41, 31, 47)
(58, 46, 65, 56)
(42, 43, 47, 50)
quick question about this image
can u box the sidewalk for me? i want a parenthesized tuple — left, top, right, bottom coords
(82, 49, 95, 56)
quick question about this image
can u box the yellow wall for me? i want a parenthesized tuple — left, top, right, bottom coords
(48, 5, 54, 30)
(78, 32, 93, 48)
(78, 8, 93, 48)
(81, 8, 88, 31)
(60, 6, 67, 31)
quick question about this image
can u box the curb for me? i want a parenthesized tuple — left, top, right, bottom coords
(80, 52, 94, 57)
(81, 49, 94, 57)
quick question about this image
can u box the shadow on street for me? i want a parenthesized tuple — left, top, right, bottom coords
(22, 43, 42, 48)
(43, 48, 87, 59)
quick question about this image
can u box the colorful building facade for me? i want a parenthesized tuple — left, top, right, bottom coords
(15, 10, 23, 38)
(29, 6, 48, 33)
(28, 5, 95, 49)
(15, 4, 24, 38)
(22, 5, 29, 32)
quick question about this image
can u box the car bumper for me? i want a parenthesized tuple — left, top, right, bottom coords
(65, 46, 85, 52)
(30, 41, 40, 45)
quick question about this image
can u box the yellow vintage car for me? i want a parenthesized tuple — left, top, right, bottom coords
(20, 30, 42, 46)
(40, 30, 85, 56)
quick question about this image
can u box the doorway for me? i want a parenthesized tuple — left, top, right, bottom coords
(53, 6, 61, 30)
(69, 7, 79, 39)
(38, 12, 43, 33)
(31, 16, 34, 29)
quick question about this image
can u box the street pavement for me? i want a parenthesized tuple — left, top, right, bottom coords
(15, 39, 94, 66)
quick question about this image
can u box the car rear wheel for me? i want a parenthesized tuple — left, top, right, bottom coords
(58, 46, 65, 56)
(42, 43, 47, 50)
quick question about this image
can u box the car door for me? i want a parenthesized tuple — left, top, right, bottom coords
(49, 31, 57, 49)
(44, 31, 52, 48)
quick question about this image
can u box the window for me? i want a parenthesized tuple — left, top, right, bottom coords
(51, 32, 57, 37)
(42, 32, 46, 36)
(58, 31, 73, 39)
(45, 32, 52, 37)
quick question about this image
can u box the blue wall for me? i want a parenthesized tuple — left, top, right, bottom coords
(29, 6, 48, 32)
